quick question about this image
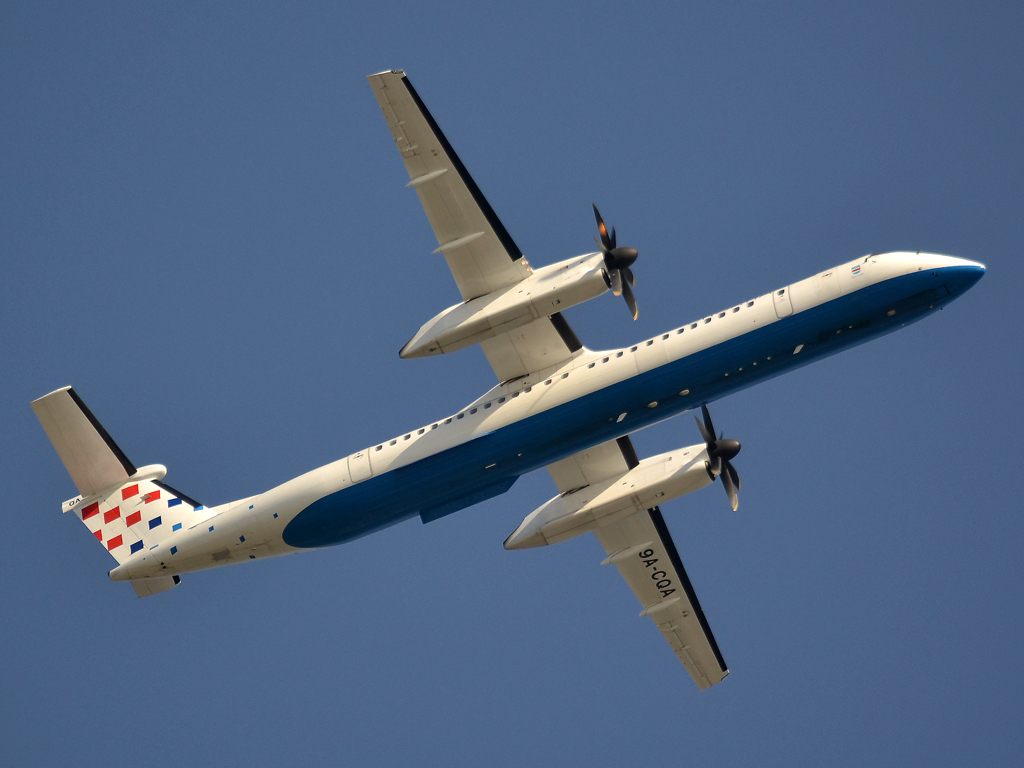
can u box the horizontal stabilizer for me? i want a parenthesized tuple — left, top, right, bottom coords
(33, 386, 207, 583)
(31, 387, 136, 497)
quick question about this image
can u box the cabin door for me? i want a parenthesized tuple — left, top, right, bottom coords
(773, 286, 793, 318)
(348, 450, 373, 483)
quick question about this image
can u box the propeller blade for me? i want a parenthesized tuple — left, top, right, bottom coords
(592, 206, 639, 319)
(701, 404, 717, 441)
(593, 204, 612, 249)
(621, 278, 638, 320)
(724, 459, 741, 492)
(608, 268, 623, 296)
(695, 414, 713, 444)
(720, 464, 739, 511)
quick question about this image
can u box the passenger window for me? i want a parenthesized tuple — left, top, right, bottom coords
(403, 434, 410, 440)
(431, 424, 437, 429)
(646, 340, 654, 346)
(545, 379, 552, 385)
(498, 397, 505, 403)
(616, 351, 623, 357)
(457, 413, 464, 419)
(705, 317, 712, 324)
(718, 312, 725, 318)
(732, 307, 739, 313)
(603, 357, 609, 363)
(444, 418, 452, 424)
(484, 403, 491, 409)
(690, 323, 697, 329)
(524, 387, 532, 393)
(588, 362, 595, 368)
(631, 346, 637, 352)
(747, 301, 754, 307)
(375, 446, 382, 451)
(662, 334, 668, 340)
(418, 429, 425, 435)
(561, 373, 569, 379)
(512, 392, 520, 398)
(778, 289, 785, 296)
(470, 408, 478, 414)
(390, 440, 396, 446)
(677, 328, 684, 334)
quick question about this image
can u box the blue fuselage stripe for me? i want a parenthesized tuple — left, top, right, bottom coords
(283, 266, 978, 548)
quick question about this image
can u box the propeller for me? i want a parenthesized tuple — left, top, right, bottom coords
(593, 204, 639, 320)
(694, 404, 742, 511)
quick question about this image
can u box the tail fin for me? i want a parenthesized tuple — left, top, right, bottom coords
(32, 387, 208, 597)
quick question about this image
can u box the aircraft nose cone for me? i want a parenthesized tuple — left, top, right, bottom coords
(944, 260, 986, 298)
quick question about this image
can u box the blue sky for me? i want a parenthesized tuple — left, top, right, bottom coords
(2, 3, 1021, 766)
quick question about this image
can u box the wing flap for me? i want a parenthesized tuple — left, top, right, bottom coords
(547, 436, 637, 493)
(481, 314, 582, 383)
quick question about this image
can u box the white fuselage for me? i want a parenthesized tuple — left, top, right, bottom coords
(110, 252, 983, 584)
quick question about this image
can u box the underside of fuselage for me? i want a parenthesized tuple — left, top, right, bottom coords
(282, 262, 983, 549)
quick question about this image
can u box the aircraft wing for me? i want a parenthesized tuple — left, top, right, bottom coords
(548, 436, 730, 690)
(368, 70, 583, 383)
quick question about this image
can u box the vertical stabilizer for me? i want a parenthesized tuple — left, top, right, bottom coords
(32, 387, 206, 597)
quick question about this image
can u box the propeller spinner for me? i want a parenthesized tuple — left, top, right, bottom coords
(695, 404, 742, 511)
(593, 204, 639, 320)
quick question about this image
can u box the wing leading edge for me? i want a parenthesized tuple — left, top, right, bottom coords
(368, 70, 584, 383)
(547, 436, 729, 690)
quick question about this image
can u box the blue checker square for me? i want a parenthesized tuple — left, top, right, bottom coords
(167, 498, 182, 507)
(149, 516, 162, 529)
(170, 546, 177, 555)
(209, 525, 214, 532)
(172, 522, 182, 531)
(130, 541, 144, 554)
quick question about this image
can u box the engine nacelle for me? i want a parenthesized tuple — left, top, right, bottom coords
(400, 252, 608, 358)
(504, 444, 714, 550)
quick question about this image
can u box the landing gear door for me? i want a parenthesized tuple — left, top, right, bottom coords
(773, 287, 793, 318)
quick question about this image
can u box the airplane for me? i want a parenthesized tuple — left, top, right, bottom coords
(31, 70, 985, 691)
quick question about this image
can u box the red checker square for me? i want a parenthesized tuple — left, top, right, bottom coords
(107, 535, 123, 551)
(93, 529, 103, 541)
(126, 511, 142, 527)
(103, 506, 120, 524)
(81, 502, 100, 520)
(122, 484, 139, 500)
(144, 490, 161, 504)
